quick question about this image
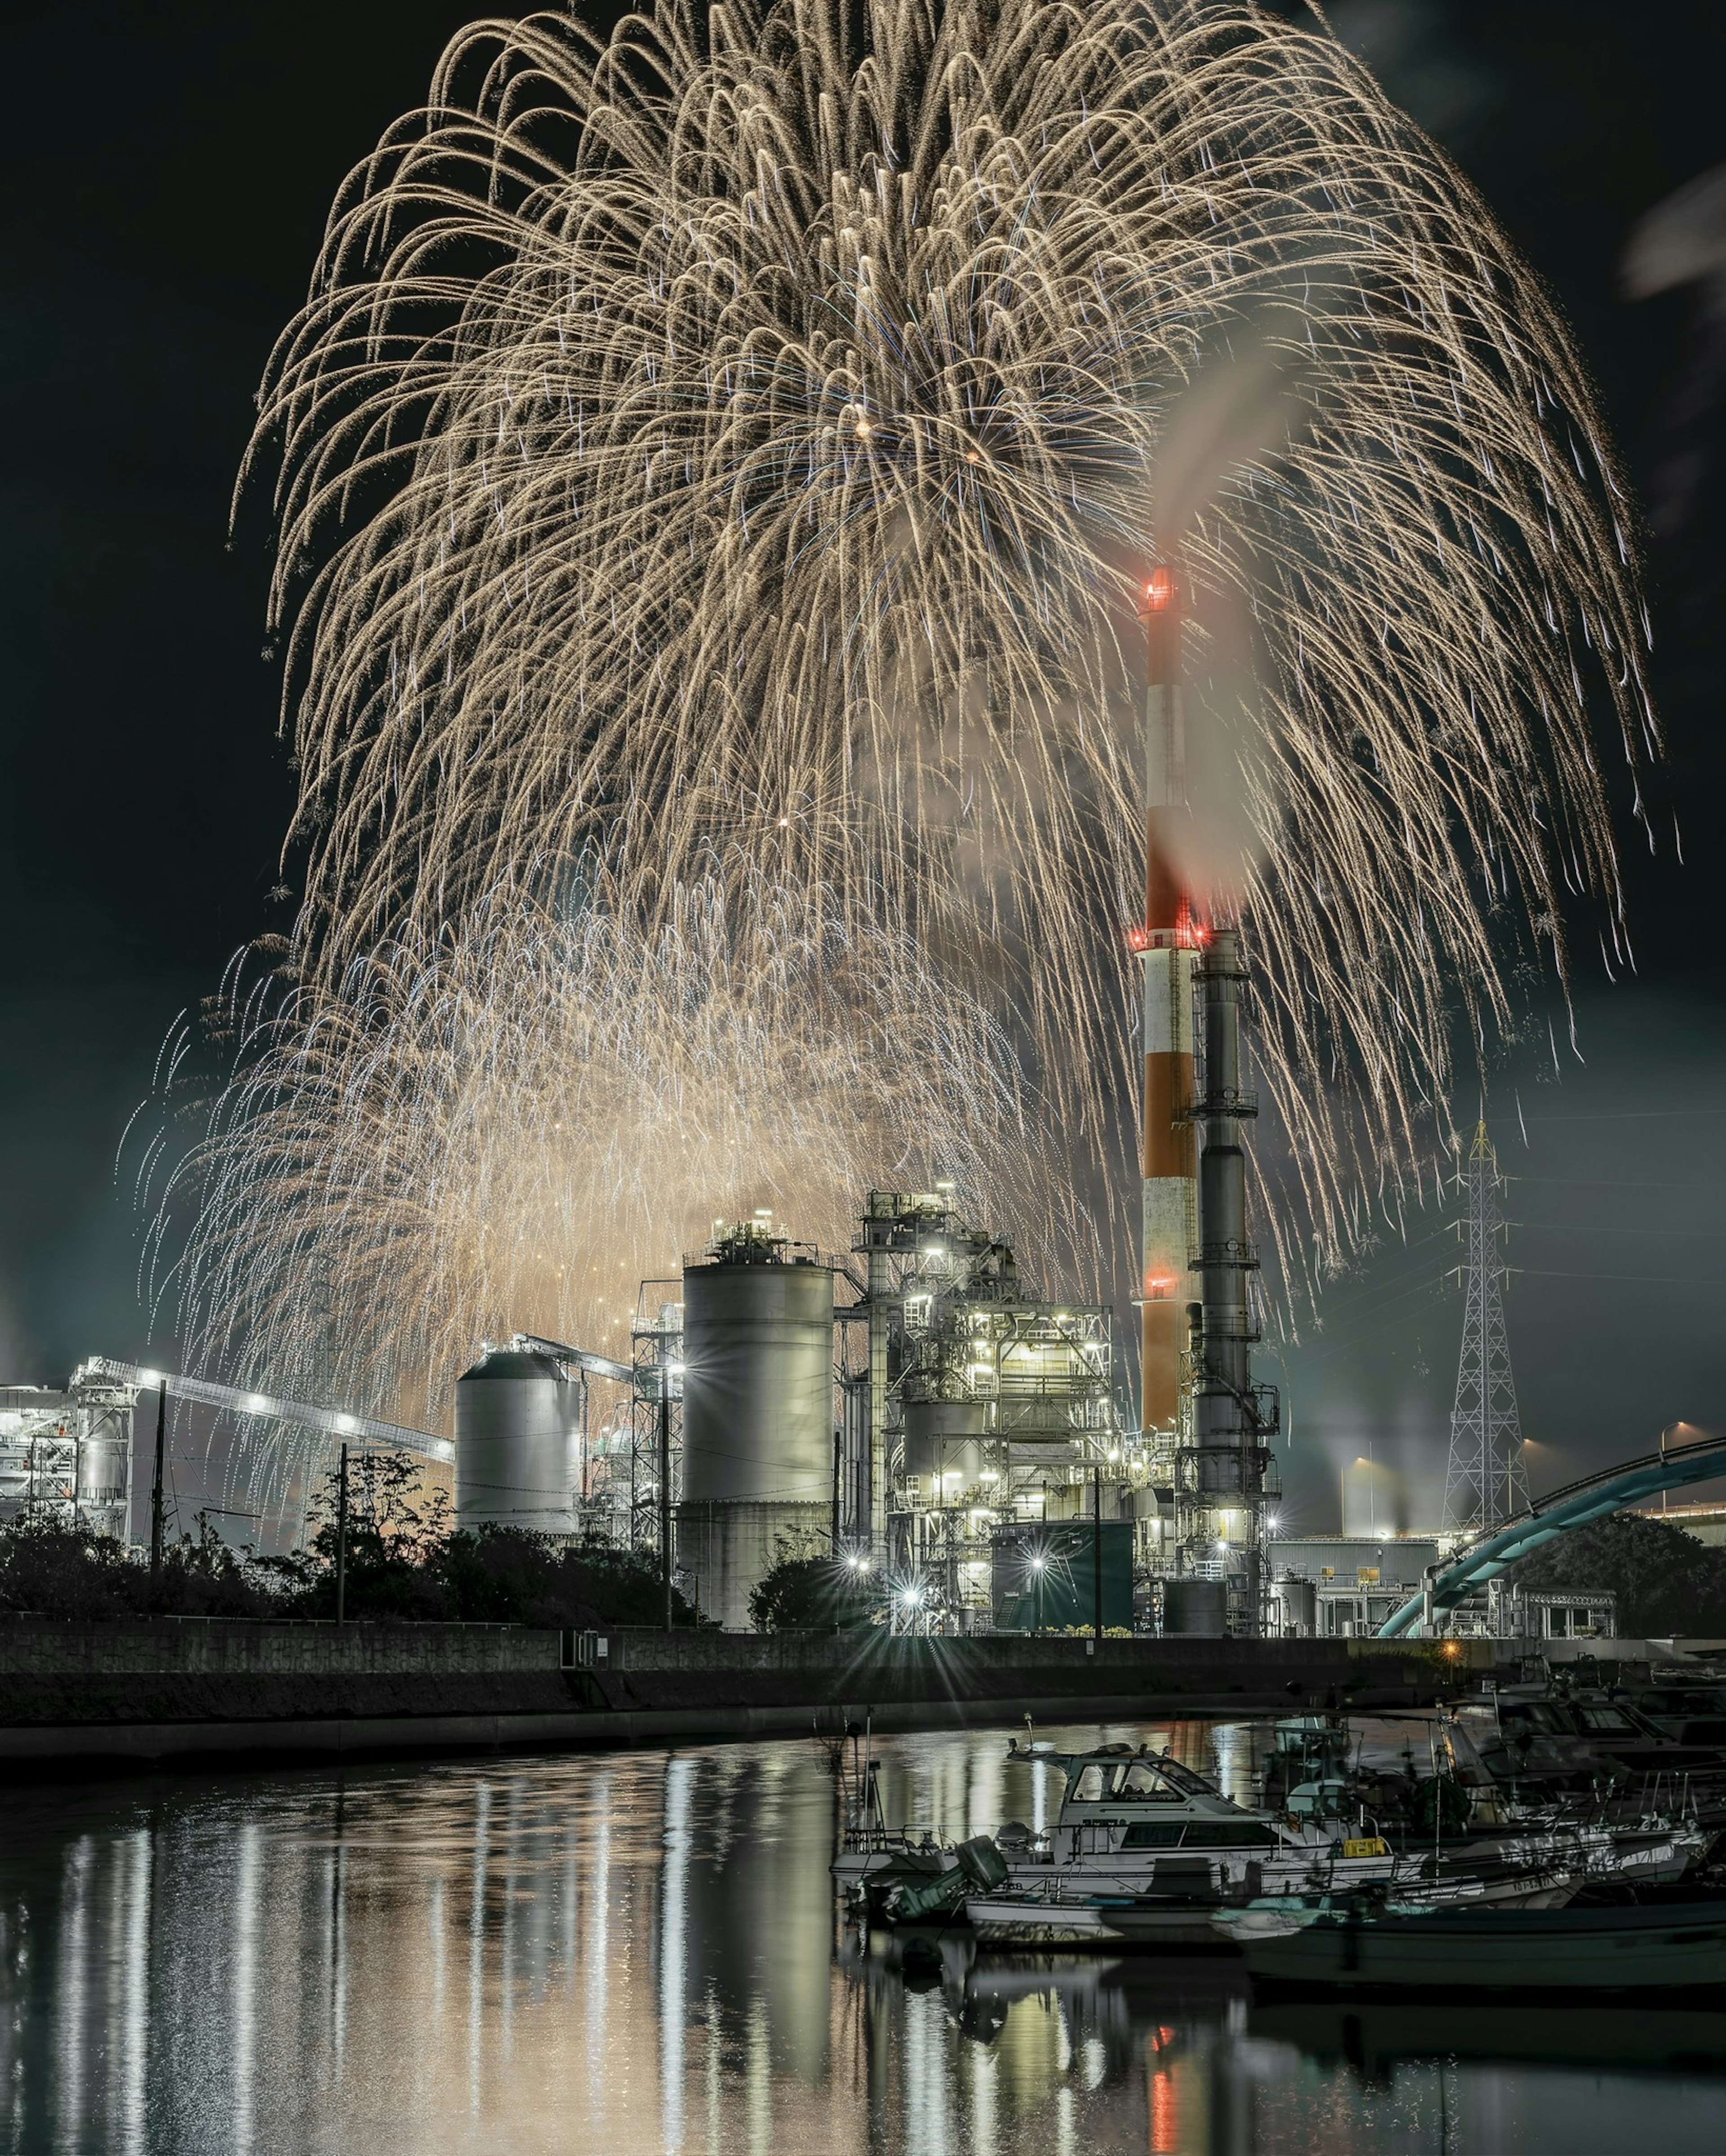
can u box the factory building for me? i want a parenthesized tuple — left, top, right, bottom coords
(841, 1189, 1150, 1633)
(0, 1377, 133, 1541)
(1265, 1535, 1441, 1637)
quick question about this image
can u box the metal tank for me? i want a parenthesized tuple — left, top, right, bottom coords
(76, 1428, 130, 1519)
(676, 1234, 834, 1628)
(1161, 1576, 1228, 1637)
(454, 1348, 581, 1534)
(902, 1398, 988, 1488)
(1270, 1574, 1317, 1638)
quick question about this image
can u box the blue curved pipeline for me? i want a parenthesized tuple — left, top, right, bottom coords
(1376, 1428, 1726, 1638)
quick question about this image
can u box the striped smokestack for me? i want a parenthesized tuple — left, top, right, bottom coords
(1136, 566, 1198, 1436)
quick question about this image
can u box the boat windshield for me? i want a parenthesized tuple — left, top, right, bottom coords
(1064, 1755, 1212, 1805)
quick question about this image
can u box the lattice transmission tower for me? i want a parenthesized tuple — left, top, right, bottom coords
(1443, 1120, 1530, 1530)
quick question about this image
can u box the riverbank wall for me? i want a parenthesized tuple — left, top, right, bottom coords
(0, 1617, 1489, 1771)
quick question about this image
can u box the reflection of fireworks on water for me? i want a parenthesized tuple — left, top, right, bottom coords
(160, 0, 1654, 1446)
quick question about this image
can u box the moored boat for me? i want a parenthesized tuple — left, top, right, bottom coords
(1216, 1896, 1726, 1992)
(965, 1856, 1575, 1951)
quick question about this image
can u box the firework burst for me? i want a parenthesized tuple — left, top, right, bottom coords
(166, 0, 1654, 1446)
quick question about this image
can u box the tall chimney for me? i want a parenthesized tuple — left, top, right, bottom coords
(1136, 567, 1198, 1438)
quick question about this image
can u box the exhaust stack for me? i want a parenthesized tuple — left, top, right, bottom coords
(1136, 567, 1198, 1438)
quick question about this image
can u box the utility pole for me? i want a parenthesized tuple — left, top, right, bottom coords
(659, 1376, 673, 1631)
(1093, 1460, 1103, 1644)
(149, 1378, 168, 1593)
(334, 1443, 349, 1627)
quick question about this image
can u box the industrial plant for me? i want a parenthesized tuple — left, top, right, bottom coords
(0, 570, 1312, 1643)
(5, 523, 1686, 1651)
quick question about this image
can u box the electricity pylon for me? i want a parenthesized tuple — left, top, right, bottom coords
(1443, 1120, 1530, 1530)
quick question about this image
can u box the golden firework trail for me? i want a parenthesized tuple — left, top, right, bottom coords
(149, 0, 1655, 1485)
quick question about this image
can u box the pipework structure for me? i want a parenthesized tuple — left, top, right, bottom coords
(1173, 924, 1280, 1633)
(845, 1190, 1144, 1629)
(0, 1376, 134, 1541)
(629, 1282, 685, 1557)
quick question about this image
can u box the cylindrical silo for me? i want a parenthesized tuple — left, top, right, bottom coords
(676, 1247, 834, 1628)
(902, 1398, 988, 1487)
(76, 1423, 130, 1538)
(455, 1348, 580, 1534)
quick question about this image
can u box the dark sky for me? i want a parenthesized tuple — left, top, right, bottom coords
(2, 1, 1724, 1527)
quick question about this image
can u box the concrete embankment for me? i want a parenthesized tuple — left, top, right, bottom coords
(0, 1618, 1485, 1772)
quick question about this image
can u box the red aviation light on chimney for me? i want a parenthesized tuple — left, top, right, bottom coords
(1126, 924, 1151, 952)
(1140, 565, 1176, 613)
(1173, 899, 1209, 950)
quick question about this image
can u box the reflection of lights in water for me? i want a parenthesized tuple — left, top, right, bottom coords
(467, 1781, 489, 2116)
(7, 1728, 1698, 2149)
(231, 1824, 261, 2152)
(1211, 1722, 1243, 1802)
(585, 1774, 611, 2112)
(120, 1828, 150, 2152)
(660, 1756, 694, 2153)
(56, 1839, 90, 2143)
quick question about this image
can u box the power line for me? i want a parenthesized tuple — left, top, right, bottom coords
(1517, 1267, 1726, 1289)
(1520, 1107, 1726, 1122)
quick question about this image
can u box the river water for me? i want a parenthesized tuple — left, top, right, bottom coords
(3, 1718, 1725, 2155)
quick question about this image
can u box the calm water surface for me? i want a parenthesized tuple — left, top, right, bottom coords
(3, 1720, 1725, 2155)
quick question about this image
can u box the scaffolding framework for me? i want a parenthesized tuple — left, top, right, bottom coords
(628, 1284, 683, 1557)
(844, 1191, 1145, 1627)
(1444, 1120, 1530, 1530)
(0, 1379, 134, 1541)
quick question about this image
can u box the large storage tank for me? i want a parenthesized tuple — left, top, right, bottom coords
(676, 1240, 833, 1628)
(1161, 1576, 1228, 1637)
(455, 1348, 580, 1534)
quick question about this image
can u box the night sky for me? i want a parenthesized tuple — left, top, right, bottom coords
(3, 2, 1724, 1530)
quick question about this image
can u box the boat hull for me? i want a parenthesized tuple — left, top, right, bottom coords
(1236, 1901, 1726, 1992)
(965, 1898, 1228, 1950)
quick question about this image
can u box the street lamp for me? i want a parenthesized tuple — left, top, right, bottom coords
(1028, 1551, 1048, 1634)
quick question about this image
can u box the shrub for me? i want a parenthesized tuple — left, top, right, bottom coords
(748, 1551, 883, 1633)
(1505, 1511, 1726, 1638)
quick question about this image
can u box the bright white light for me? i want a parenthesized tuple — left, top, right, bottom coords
(246, 1395, 269, 1414)
(139, 1370, 163, 1386)
(667, 1362, 685, 1374)
(979, 1470, 1000, 1484)
(1029, 1554, 1047, 1573)
(1214, 1537, 1228, 1553)
(1268, 1512, 1281, 1531)
(335, 1413, 358, 1434)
